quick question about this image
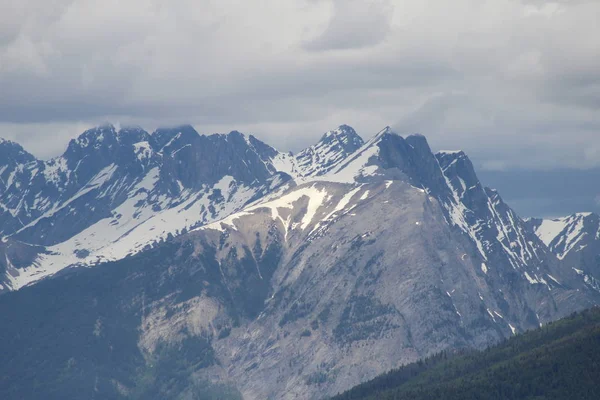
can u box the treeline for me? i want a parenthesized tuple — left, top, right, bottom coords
(332, 307, 600, 400)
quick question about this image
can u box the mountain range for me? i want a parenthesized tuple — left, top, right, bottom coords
(0, 124, 599, 399)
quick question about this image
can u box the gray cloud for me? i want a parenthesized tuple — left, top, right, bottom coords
(304, 0, 393, 51)
(0, 0, 599, 169)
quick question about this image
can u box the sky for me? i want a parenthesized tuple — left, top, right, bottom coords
(1, 0, 599, 172)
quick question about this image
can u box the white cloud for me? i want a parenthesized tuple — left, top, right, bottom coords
(0, 0, 598, 168)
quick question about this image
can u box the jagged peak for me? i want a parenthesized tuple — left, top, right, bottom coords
(151, 125, 199, 151)
(372, 126, 394, 140)
(531, 210, 600, 259)
(293, 125, 366, 178)
(69, 124, 118, 149)
(436, 148, 473, 168)
(200, 131, 280, 163)
(437, 149, 465, 156)
(247, 134, 279, 160)
(152, 124, 198, 136)
(540, 212, 597, 223)
(211, 130, 255, 145)
(226, 130, 244, 137)
(208, 130, 253, 147)
(117, 125, 148, 134)
(319, 124, 364, 146)
(0, 138, 36, 165)
(0, 137, 22, 149)
(300, 124, 364, 156)
(404, 133, 433, 151)
(117, 126, 151, 146)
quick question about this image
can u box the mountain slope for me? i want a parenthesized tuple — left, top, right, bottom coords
(528, 212, 600, 291)
(294, 125, 365, 178)
(0, 125, 292, 292)
(0, 127, 597, 399)
(332, 307, 600, 400)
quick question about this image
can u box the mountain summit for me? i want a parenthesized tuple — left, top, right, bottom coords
(294, 124, 365, 177)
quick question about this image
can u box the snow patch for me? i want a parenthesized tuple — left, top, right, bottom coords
(524, 271, 539, 284)
(481, 262, 488, 274)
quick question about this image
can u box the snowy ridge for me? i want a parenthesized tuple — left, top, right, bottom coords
(1, 122, 594, 295)
(435, 150, 554, 288)
(200, 183, 333, 235)
(322, 127, 392, 183)
(531, 212, 600, 261)
(293, 125, 365, 178)
(198, 180, 391, 244)
(265, 125, 368, 183)
(0, 125, 289, 292)
(9, 174, 260, 290)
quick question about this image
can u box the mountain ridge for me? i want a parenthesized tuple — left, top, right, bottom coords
(0, 124, 295, 291)
(0, 123, 599, 398)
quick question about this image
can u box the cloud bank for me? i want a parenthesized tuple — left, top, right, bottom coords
(0, 0, 599, 169)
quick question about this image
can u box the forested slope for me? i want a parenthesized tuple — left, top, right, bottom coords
(333, 307, 600, 400)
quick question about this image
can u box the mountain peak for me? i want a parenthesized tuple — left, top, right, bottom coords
(69, 125, 118, 149)
(293, 125, 365, 177)
(320, 124, 364, 148)
(381, 126, 394, 134)
(0, 139, 36, 166)
(437, 149, 465, 156)
(117, 126, 151, 146)
(530, 212, 600, 263)
(151, 125, 199, 151)
(61, 125, 121, 183)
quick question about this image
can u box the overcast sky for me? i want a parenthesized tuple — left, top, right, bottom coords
(1, 0, 599, 170)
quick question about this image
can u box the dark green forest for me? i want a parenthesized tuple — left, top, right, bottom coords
(332, 307, 600, 400)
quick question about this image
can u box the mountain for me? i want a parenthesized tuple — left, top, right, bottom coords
(293, 125, 365, 177)
(0, 125, 598, 399)
(268, 124, 365, 180)
(0, 125, 291, 292)
(332, 307, 600, 400)
(528, 212, 600, 291)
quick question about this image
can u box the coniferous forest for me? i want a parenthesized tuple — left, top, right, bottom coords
(332, 307, 600, 400)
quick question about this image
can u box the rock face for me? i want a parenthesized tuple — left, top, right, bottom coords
(0, 125, 290, 292)
(0, 125, 598, 399)
(528, 212, 600, 291)
(294, 125, 365, 177)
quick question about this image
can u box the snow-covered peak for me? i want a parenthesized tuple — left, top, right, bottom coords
(69, 125, 118, 150)
(294, 125, 365, 177)
(436, 150, 480, 199)
(320, 125, 364, 147)
(315, 126, 444, 185)
(531, 212, 600, 260)
(246, 134, 279, 162)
